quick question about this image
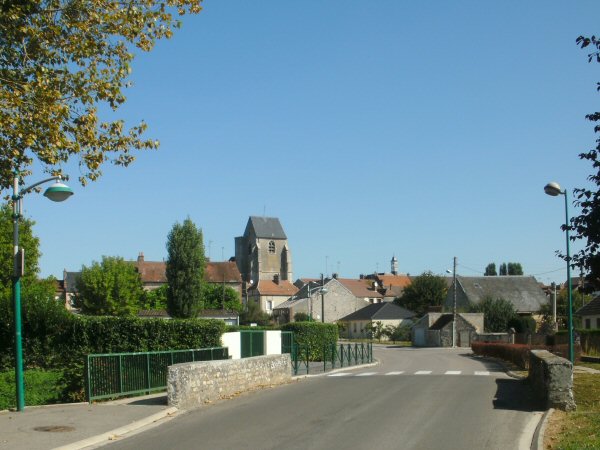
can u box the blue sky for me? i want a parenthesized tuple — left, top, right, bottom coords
(19, 1, 600, 285)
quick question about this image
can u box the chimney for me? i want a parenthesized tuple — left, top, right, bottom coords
(273, 274, 280, 284)
(332, 273, 338, 279)
(138, 252, 144, 263)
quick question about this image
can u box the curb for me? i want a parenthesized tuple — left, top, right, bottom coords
(531, 408, 554, 450)
(52, 406, 179, 450)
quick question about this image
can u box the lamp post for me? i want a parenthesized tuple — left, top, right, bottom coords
(307, 278, 327, 322)
(446, 257, 458, 348)
(12, 172, 73, 411)
(544, 181, 574, 364)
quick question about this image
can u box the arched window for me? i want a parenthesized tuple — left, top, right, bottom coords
(268, 241, 276, 253)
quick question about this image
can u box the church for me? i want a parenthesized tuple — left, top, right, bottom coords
(234, 217, 298, 314)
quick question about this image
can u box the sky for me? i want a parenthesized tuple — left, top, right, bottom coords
(16, 1, 600, 286)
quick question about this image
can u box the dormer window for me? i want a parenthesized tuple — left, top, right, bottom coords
(268, 241, 276, 253)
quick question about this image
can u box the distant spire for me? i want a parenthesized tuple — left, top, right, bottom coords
(391, 254, 398, 275)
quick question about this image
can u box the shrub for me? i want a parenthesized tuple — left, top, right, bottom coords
(472, 342, 532, 369)
(0, 369, 65, 410)
(294, 312, 311, 322)
(507, 316, 537, 334)
(281, 322, 338, 361)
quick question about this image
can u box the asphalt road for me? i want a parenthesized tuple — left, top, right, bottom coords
(104, 347, 543, 450)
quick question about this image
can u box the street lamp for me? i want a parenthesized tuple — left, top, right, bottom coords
(446, 256, 458, 348)
(307, 278, 327, 322)
(12, 172, 73, 411)
(544, 181, 574, 364)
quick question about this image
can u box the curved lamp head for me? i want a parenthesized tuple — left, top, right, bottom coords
(544, 182, 563, 197)
(319, 287, 328, 294)
(43, 181, 74, 202)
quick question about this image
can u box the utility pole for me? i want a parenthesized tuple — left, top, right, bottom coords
(321, 273, 325, 323)
(452, 256, 457, 348)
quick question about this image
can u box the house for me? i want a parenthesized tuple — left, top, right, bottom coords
(411, 313, 484, 347)
(336, 277, 384, 304)
(338, 302, 416, 340)
(362, 256, 412, 302)
(576, 296, 600, 329)
(443, 276, 548, 315)
(273, 277, 371, 324)
(248, 277, 298, 315)
(61, 254, 243, 306)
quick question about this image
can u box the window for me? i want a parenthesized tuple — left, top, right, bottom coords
(353, 323, 357, 333)
(268, 241, 276, 253)
(266, 300, 273, 311)
(248, 243, 252, 255)
(585, 318, 591, 329)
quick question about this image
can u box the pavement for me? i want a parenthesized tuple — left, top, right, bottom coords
(1, 361, 597, 450)
(0, 394, 178, 450)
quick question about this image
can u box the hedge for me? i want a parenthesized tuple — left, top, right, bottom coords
(555, 329, 600, 355)
(281, 322, 338, 361)
(0, 314, 226, 402)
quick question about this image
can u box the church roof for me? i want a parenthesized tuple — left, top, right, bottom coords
(248, 216, 287, 239)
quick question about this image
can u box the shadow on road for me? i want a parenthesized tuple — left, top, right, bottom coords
(493, 378, 542, 412)
(125, 395, 168, 406)
(458, 353, 505, 371)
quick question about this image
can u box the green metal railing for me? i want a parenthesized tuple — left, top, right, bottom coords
(240, 330, 265, 358)
(281, 331, 294, 354)
(289, 342, 373, 375)
(86, 347, 228, 402)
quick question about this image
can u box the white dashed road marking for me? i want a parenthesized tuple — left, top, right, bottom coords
(385, 371, 405, 376)
(445, 371, 461, 375)
(356, 372, 378, 377)
(328, 372, 352, 377)
(414, 371, 432, 375)
(475, 371, 490, 376)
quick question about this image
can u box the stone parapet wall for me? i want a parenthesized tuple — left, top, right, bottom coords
(529, 349, 576, 411)
(167, 354, 291, 410)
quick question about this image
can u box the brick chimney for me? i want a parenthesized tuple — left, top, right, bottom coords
(137, 252, 144, 263)
(273, 274, 280, 284)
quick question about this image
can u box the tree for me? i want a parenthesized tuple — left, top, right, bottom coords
(0, 204, 40, 288)
(139, 284, 168, 311)
(0, 0, 203, 189)
(365, 320, 386, 342)
(499, 263, 507, 276)
(507, 262, 523, 275)
(166, 218, 206, 318)
(202, 283, 242, 312)
(239, 301, 272, 326)
(568, 35, 600, 286)
(75, 256, 143, 316)
(470, 296, 517, 332)
(394, 271, 447, 317)
(484, 263, 497, 276)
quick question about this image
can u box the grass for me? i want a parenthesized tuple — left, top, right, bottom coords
(545, 372, 600, 449)
(578, 361, 600, 371)
(0, 369, 65, 411)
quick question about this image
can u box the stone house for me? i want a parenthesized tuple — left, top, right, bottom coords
(444, 276, 548, 315)
(338, 302, 416, 340)
(576, 296, 600, 329)
(273, 278, 370, 324)
(411, 313, 484, 347)
(248, 278, 298, 315)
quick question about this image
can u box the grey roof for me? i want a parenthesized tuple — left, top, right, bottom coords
(447, 276, 548, 313)
(339, 303, 415, 322)
(576, 296, 600, 316)
(248, 216, 287, 239)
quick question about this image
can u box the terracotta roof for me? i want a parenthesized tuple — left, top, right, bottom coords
(205, 261, 242, 283)
(134, 261, 167, 283)
(336, 278, 383, 298)
(254, 280, 298, 296)
(376, 275, 412, 289)
(133, 260, 241, 284)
